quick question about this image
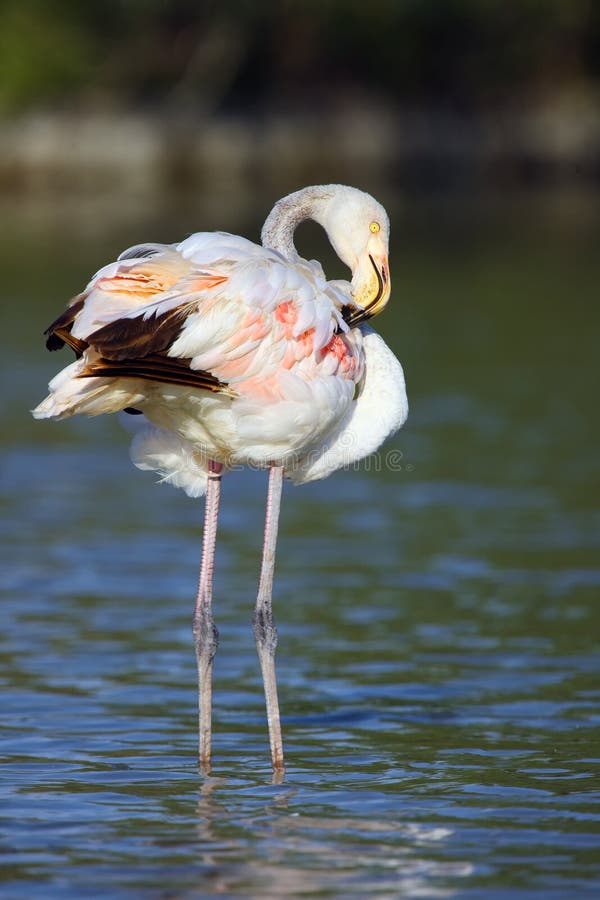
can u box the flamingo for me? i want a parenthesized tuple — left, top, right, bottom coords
(33, 184, 408, 773)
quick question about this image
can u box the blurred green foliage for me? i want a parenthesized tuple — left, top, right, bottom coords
(0, 1, 92, 110)
(0, 0, 598, 113)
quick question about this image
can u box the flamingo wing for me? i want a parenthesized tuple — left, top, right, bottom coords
(43, 241, 233, 394)
(37, 232, 361, 427)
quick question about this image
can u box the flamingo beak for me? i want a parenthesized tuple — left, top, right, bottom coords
(345, 250, 391, 326)
(365, 252, 391, 318)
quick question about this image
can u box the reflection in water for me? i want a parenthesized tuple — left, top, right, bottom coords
(195, 777, 472, 898)
(1, 190, 599, 898)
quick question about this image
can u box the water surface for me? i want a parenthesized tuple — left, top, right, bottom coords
(1, 188, 599, 898)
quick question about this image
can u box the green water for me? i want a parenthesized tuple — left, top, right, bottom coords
(1, 188, 599, 898)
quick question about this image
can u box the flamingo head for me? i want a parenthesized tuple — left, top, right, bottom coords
(313, 185, 391, 323)
(262, 184, 392, 324)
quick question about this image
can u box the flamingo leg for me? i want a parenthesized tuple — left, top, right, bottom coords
(193, 459, 223, 772)
(253, 464, 285, 772)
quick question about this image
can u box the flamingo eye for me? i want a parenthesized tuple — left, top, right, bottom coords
(369, 222, 380, 234)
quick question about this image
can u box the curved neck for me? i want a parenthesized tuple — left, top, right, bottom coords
(261, 186, 335, 259)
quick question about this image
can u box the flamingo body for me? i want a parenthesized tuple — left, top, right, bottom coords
(34, 207, 407, 494)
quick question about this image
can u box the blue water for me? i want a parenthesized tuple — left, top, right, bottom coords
(1, 191, 599, 898)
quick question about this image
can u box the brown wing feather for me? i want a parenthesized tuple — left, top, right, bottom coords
(87, 305, 194, 361)
(45, 295, 88, 355)
(80, 353, 231, 394)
